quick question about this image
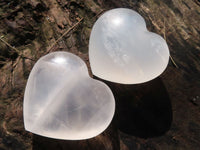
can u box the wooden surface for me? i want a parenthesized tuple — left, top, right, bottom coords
(0, 0, 200, 149)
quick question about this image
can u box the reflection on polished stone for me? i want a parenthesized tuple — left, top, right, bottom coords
(23, 51, 115, 140)
(89, 8, 169, 84)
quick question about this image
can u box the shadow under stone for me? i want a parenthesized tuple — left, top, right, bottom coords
(32, 135, 94, 150)
(94, 76, 173, 138)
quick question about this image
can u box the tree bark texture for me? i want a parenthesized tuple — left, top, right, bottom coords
(0, 0, 200, 150)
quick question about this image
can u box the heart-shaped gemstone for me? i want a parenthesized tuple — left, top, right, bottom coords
(89, 8, 169, 84)
(23, 51, 115, 140)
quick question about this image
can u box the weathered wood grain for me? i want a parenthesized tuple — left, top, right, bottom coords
(0, 0, 200, 149)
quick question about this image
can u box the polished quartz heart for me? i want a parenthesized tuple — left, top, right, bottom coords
(23, 51, 115, 140)
(89, 8, 169, 84)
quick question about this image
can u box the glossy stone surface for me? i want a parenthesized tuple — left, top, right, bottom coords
(89, 8, 169, 84)
(23, 51, 115, 140)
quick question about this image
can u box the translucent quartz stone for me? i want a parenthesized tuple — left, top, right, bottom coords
(23, 52, 115, 140)
(89, 8, 169, 84)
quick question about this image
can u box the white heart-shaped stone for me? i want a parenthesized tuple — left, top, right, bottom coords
(89, 8, 169, 84)
(23, 51, 115, 140)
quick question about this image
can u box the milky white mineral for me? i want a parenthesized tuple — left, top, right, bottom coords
(23, 51, 115, 140)
(89, 8, 169, 84)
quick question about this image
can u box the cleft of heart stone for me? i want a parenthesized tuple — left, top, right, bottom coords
(23, 51, 115, 140)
